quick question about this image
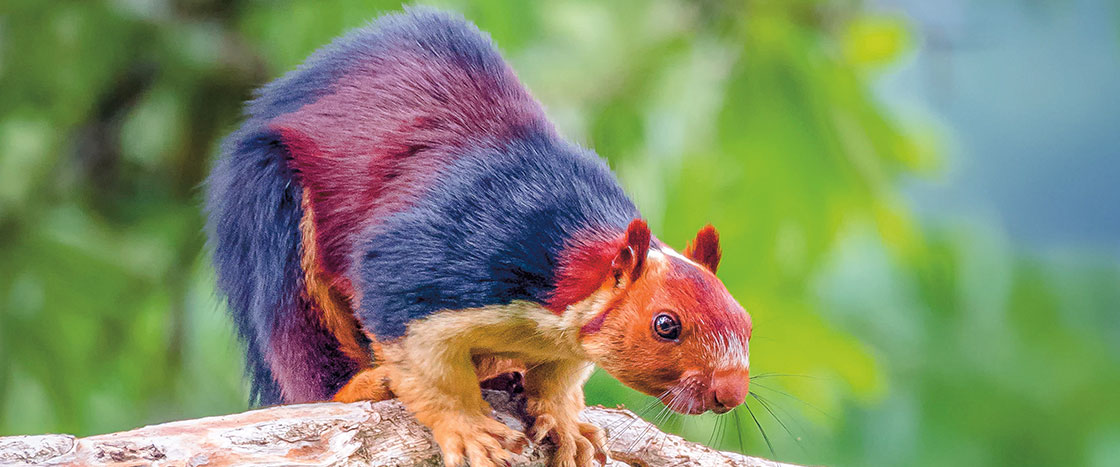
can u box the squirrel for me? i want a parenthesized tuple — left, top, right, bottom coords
(206, 7, 752, 467)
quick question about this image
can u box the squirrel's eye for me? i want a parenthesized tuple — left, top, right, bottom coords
(652, 312, 681, 341)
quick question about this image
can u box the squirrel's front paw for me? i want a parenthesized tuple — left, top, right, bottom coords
(432, 415, 528, 467)
(529, 414, 607, 467)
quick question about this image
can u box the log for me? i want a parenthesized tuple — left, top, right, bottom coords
(0, 390, 800, 466)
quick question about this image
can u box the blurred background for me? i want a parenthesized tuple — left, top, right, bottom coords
(1, 0, 1117, 465)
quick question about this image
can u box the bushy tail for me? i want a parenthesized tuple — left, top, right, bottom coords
(206, 126, 359, 405)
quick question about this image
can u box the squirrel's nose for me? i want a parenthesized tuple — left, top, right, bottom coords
(710, 369, 748, 413)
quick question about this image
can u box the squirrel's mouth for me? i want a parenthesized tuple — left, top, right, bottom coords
(656, 377, 710, 415)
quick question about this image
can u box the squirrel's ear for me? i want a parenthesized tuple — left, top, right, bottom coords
(684, 224, 721, 273)
(611, 219, 651, 283)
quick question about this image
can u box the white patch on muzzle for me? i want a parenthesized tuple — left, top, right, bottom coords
(705, 331, 750, 371)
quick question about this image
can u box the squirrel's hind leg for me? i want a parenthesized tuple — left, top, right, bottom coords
(333, 356, 526, 403)
(332, 339, 394, 403)
(333, 366, 395, 402)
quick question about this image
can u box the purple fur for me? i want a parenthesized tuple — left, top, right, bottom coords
(207, 6, 637, 404)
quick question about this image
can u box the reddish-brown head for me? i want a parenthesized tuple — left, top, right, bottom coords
(578, 221, 752, 415)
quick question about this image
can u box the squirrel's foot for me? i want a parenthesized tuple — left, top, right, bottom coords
(432, 414, 528, 467)
(332, 366, 394, 403)
(529, 413, 607, 467)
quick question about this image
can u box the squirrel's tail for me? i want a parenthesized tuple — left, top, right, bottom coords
(206, 126, 361, 405)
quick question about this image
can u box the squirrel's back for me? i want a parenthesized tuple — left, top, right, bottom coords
(207, 7, 636, 404)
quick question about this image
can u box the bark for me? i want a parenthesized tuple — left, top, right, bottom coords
(0, 391, 800, 466)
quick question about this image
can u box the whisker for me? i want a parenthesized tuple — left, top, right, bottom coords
(720, 415, 729, 448)
(751, 382, 834, 419)
(603, 388, 671, 443)
(751, 391, 805, 453)
(605, 416, 639, 449)
(609, 386, 678, 448)
(607, 409, 646, 448)
(721, 412, 731, 447)
(750, 390, 811, 434)
(522, 361, 547, 374)
(744, 399, 775, 457)
(661, 410, 679, 448)
(750, 373, 817, 380)
(716, 414, 725, 447)
(629, 383, 691, 454)
(620, 390, 670, 426)
(706, 414, 723, 447)
(629, 392, 678, 452)
(732, 407, 745, 454)
(660, 403, 684, 449)
(626, 413, 660, 453)
(718, 413, 730, 449)
(635, 397, 691, 454)
(638, 389, 673, 415)
(606, 407, 649, 449)
(656, 389, 681, 425)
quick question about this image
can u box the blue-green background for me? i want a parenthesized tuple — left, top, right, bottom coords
(1, 1, 1118, 466)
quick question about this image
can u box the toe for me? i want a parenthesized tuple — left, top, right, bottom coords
(503, 431, 529, 454)
(531, 414, 558, 444)
(433, 418, 521, 467)
(441, 448, 465, 467)
(550, 431, 578, 467)
(483, 419, 528, 454)
(574, 435, 595, 467)
(464, 440, 499, 467)
(436, 433, 466, 467)
(577, 422, 608, 464)
(460, 431, 513, 467)
(578, 422, 605, 448)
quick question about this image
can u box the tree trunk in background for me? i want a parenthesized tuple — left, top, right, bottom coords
(0, 390, 799, 466)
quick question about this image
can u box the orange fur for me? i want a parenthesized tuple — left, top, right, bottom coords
(300, 192, 372, 367)
(333, 366, 395, 402)
(473, 356, 525, 383)
(381, 340, 528, 467)
(581, 227, 751, 415)
(523, 360, 605, 466)
(370, 299, 603, 466)
(324, 224, 748, 466)
(581, 252, 677, 395)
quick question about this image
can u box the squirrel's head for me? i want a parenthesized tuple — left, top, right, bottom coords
(564, 219, 752, 415)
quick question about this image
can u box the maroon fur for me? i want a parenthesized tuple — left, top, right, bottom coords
(547, 220, 652, 314)
(545, 230, 620, 314)
(618, 219, 652, 279)
(274, 49, 554, 286)
(267, 290, 360, 402)
(684, 224, 722, 273)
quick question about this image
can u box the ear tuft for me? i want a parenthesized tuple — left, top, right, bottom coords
(612, 219, 651, 281)
(684, 224, 721, 273)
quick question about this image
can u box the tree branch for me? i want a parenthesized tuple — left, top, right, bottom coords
(0, 390, 800, 466)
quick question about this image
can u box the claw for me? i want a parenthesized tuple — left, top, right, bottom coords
(529, 415, 607, 467)
(432, 416, 523, 467)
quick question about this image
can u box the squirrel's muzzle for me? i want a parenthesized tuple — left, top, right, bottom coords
(709, 368, 749, 414)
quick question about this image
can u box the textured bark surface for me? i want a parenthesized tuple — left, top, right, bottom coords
(0, 391, 800, 466)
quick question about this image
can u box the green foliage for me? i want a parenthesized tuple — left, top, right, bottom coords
(1, 1, 1116, 466)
